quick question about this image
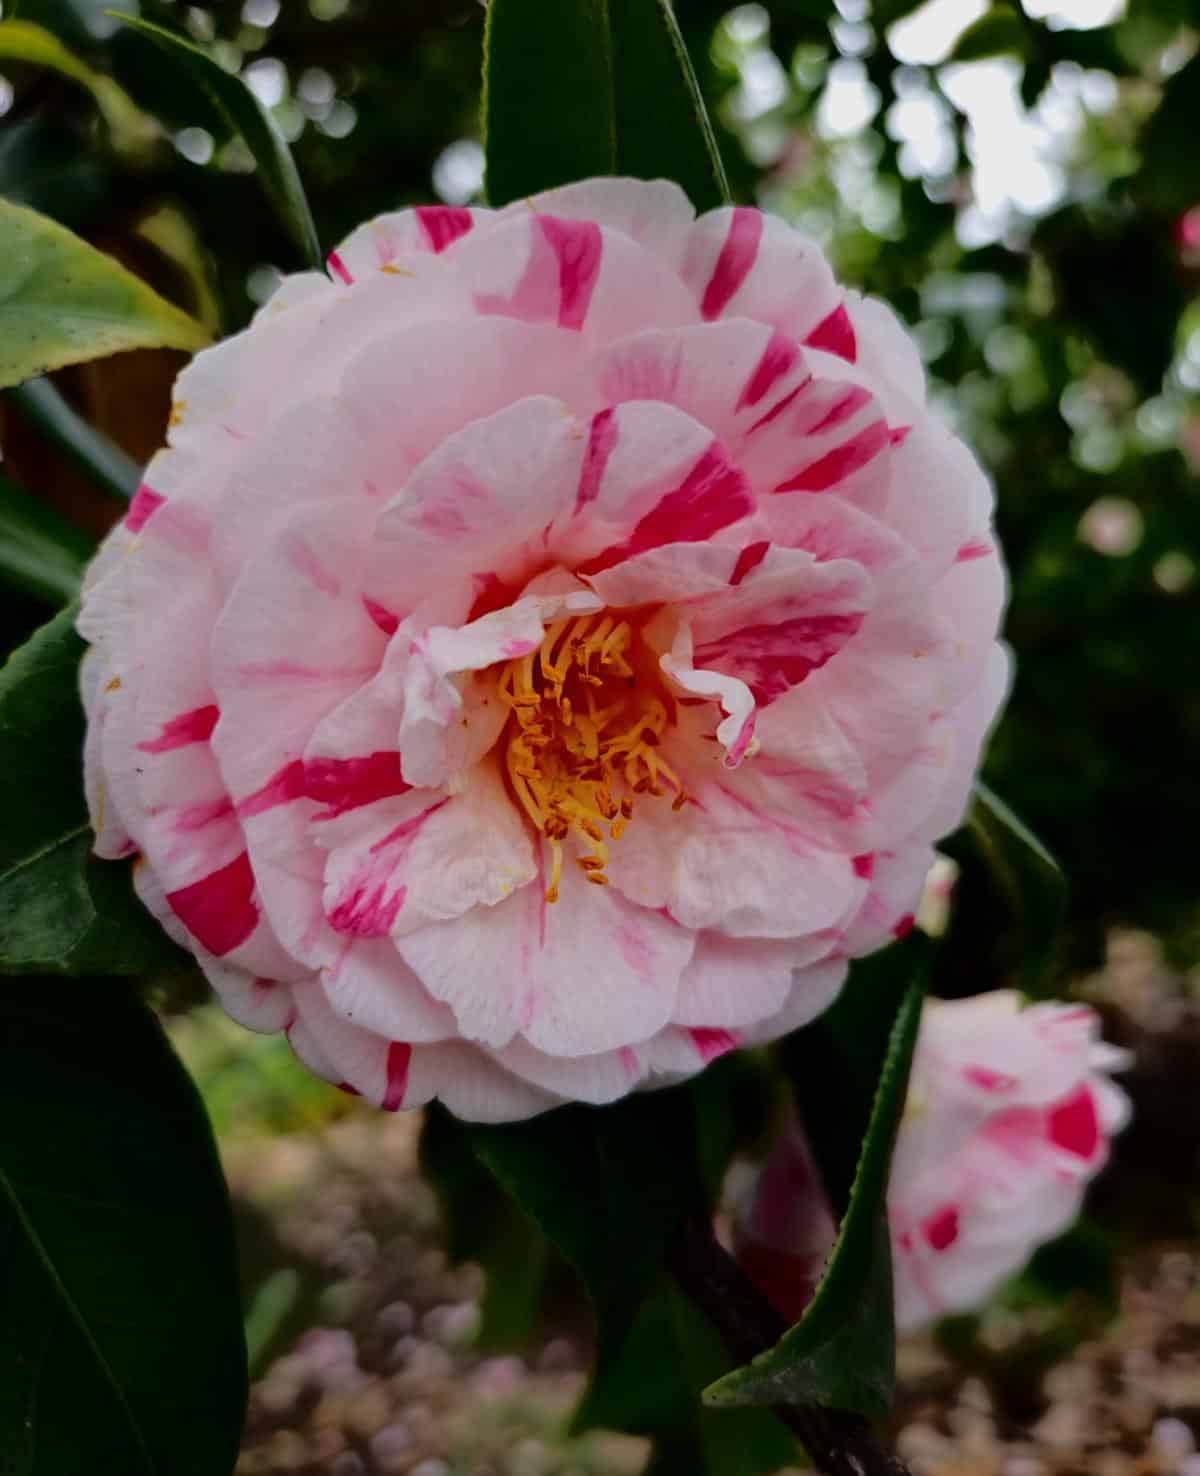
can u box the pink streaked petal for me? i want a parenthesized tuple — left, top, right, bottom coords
(580, 440, 754, 575)
(736, 330, 800, 411)
(324, 798, 450, 938)
(694, 610, 864, 706)
(774, 420, 891, 494)
(661, 639, 757, 768)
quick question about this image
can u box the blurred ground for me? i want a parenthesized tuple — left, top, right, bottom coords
(170, 929, 1200, 1476)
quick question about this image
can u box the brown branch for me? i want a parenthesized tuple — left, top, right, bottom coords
(667, 1215, 913, 1476)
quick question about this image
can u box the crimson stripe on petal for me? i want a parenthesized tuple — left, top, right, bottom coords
(327, 250, 354, 286)
(736, 330, 800, 410)
(237, 760, 307, 819)
(137, 704, 219, 754)
(304, 752, 410, 817)
(167, 851, 257, 956)
(575, 407, 619, 513)
(701, 208, 763, 320)
(539, 216, 602, 331)
(126, 484, 165, 533)
(774, 421, 890, 494)
(362, 596, 400, 635)
(383, 1042, 413, 1110)
(694, 611, 864, 706)
(581, 441, 753, 576)
(804, 303, 857, 361)
(807, 384, 872, 435)
(327, 798, 450, 938)
(746, 376, 812, 435)
(691, 1027, 740, 1063)
(416, 205, 473, 253)
(729, 540, 770, 587)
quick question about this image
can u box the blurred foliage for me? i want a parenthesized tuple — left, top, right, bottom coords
(0, 0, 1197, 983)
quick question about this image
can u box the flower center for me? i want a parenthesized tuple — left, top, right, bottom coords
(498, 613, 686, 903)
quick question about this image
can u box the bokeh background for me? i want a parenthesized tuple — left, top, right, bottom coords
(1, 1, 1199, 1472)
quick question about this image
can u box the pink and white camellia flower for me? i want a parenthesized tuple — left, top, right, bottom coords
(736, 993, 1132, 1330)
(78, 178, 1008, 1121)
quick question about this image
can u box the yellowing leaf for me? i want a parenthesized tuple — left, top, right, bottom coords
(0, 199, 210, 390)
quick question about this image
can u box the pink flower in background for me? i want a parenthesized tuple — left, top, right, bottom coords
(737, 993, 1131, 1330)
(79, 178, 1007, 1121)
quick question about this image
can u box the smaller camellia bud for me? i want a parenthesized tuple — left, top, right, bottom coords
(737, 992, 1131, 1332)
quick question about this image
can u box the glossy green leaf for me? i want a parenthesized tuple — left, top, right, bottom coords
(0, 19, 159, 157)
(0, 979, 248, 1474)
(0, 471, 94, 605)
(0, 605, 187, 975)
(483, 0, 729, 209)
(116, 16, 322, 271)
(948, 7, 1028, 62)
(705, 938, 931, 1419)
(5, 377, 140, 502)
(0, 199, 209, 390)
(579, 1276, 796, 1476)
(963, 782, 1066, 995)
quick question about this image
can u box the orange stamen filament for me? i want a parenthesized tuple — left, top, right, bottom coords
(497, 613, 687, 902)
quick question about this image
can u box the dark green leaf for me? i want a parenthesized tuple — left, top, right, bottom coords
(0, 471, 94, 605)
(483, 0, 729, 209)
(420, 1103, 560, 1351)
(1033, 205, 1184, 393)
(6, 378, 141, 502)
(578, 1276, 796, 1476)
(1138, 53, 1200, 215)
(949, 8, 1028, 63)
(0, 606, 187, 974)
(0, 979, 248, 1474)
(426, 1054, 774, 1361)
(875, 0, 935, 28)
(954, 782, 1066, 996)
(467, 1086, 709, 1350)
(116, 15, 322, 271)
(704, 938, 931, 1419)
(0, 113, 109, 228)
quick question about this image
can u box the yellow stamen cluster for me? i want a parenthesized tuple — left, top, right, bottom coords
(498, 614, 686, 903)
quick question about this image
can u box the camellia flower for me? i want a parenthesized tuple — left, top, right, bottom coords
(79, 179, 1007, 1121)
(737, 993, 1132, 1330)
